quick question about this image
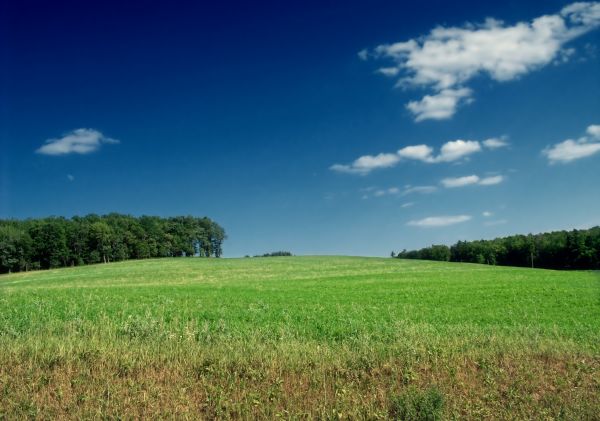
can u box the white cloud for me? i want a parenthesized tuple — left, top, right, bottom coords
(363, 186, 408, 199)
(441, 175, 480, 188)
(401, 202, 415, 208)
(36, 129, 119, 156)
(543, 122, 600, 163)
(397, 144, 434, 161)
(482, 211, 493, 217)
(483, 137, 509, 149)
(398, 140, 481, 163)
(332, 138, 498, 175)
(441, 174, 505, 188)
(376, 67, 401, 77)
(373, 188, 397, 197)
(365, 2, 600, 121)
(587, 124, 600, 138)
(362, 184, 438, 199)
(330, 153, 400, 175)
(406, 88, 473, 122)
(408, 215, 472, 227)
(479, 175, 505, 185)
(544, 139, 600, 163)
(562, 2, 600, 28)
(436, 140, 481, 162)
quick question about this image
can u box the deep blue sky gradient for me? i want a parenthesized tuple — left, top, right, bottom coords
(2, 0, 599, 256)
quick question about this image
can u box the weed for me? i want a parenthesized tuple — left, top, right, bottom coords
(389, 386, 444, 421)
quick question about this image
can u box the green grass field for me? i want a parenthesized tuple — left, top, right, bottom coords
(1, 256, 599, 419)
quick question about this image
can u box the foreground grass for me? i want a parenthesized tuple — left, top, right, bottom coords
(1, 256, 599, 419)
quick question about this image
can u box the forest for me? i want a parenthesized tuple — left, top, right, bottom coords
(0, 214, 226, 273)
(393, 226, 600, 270)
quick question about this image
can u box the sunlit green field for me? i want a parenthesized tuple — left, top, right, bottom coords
(1, 257, 599, 419)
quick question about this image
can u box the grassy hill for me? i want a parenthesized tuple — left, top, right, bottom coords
(1, 257, 599, 419)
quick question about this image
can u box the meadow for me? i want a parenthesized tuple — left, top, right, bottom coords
(0, 256, 598, 419)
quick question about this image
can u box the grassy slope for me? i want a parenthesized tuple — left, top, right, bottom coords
(0, 256, 599, 419)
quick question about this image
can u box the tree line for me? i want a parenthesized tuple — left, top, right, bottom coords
(0, 214, 226, 274)
(393, 226, 600, 270)
(248, 251, 293, 258)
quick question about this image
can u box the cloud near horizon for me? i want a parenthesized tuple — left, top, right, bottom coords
(543, 123, 600, 163)
(361, 2, 600, 121)
(407, 215, 472, 227)
(331, 137, 503, 175)
(36, 129, 119, 156)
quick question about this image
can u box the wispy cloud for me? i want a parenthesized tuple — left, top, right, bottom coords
(482, 211, 493, 217)
(441, 175, 480, 188)
(401, 202, 415, 208)
(441, 174, 505, 188)
(478, 175, 504, 185)
(67, 174, 75, 182)
(482, 137, 509, 149)
(332, 137, 502, 175)
(543, 123, 600, 163)
(373, 187, 400, 197)
(330, 153, 400, 175)
(403, 185, 438, 195)
(36, 129, 119, 156)
(407, 215, 472, 227)
(361, 2, 600, 121)
(362, 185, 435, 199)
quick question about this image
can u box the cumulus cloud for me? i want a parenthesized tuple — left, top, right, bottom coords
(364, 2, 600, 121)
(397, 144, 435, 161)
(406, 88, 473, 122)
(398, 140, 481, 163)
(441, 174, 505, 188)
(586, 124, 600, 137)
(543, 123, 600, 163)
(36, 129, 119, 156)
(332, 138, 492, 174)
(435, 140, 482, 162)
(407, 215, 472, 227)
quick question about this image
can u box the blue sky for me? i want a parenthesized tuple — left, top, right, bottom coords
(2, 0, 600, 257)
